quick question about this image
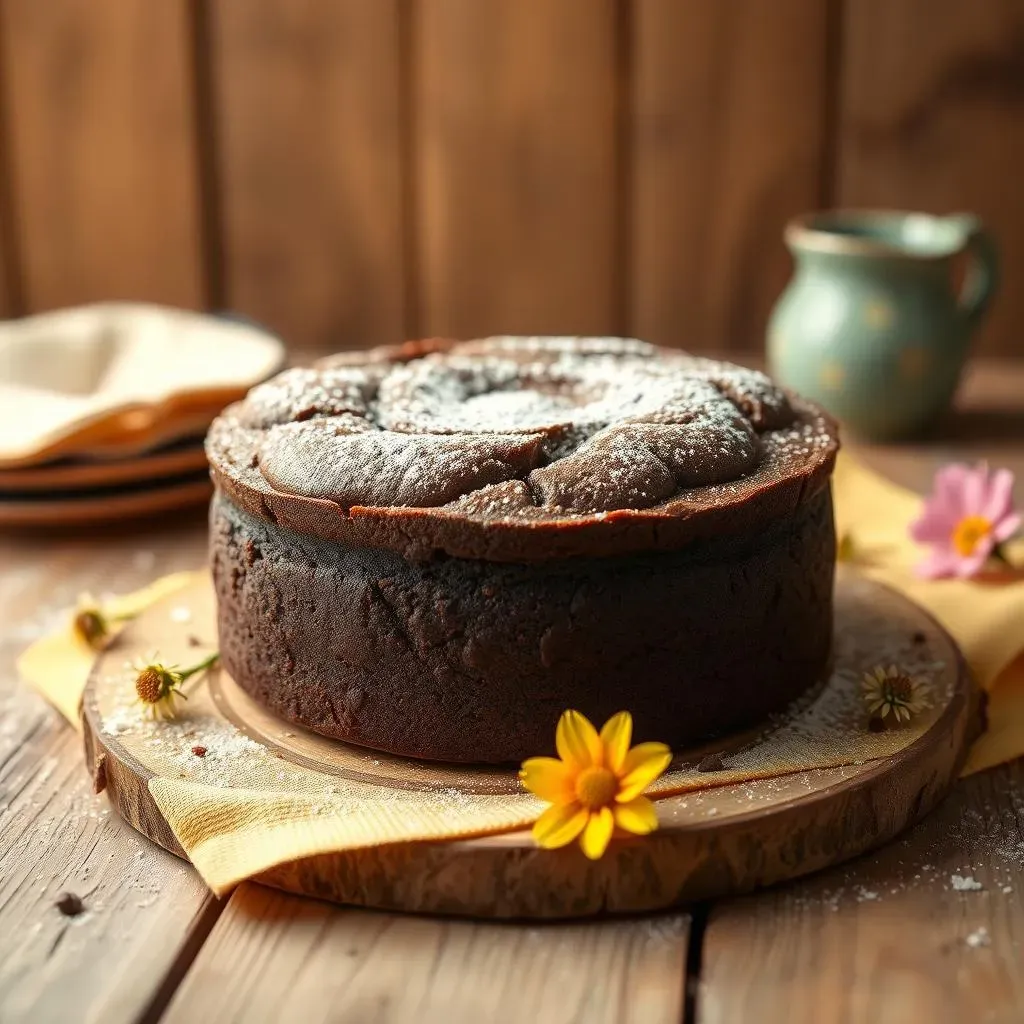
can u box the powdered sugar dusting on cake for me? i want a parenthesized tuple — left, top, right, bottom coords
(227, 337, 814, 517)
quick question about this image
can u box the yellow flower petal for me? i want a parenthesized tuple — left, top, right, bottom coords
(617, 742, 673, 801)
(599, 711, 632, 773)
(579, 806, 615, 860)
(519, 757, 576, 803)
(532, 802, 588, 849)
(555, 710, 602, 770)
(613, 796, 659, 835)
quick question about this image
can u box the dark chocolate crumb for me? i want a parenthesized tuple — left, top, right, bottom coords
(192, 745, 207, 757)
(868, 716, 886, 733)
(56, 892, 84, 917)
(187, 634, 203, 647)
(697, 752, 725, 772)
(912, 631, 927, 645)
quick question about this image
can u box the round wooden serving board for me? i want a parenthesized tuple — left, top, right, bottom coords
(82, 570, 979, 919)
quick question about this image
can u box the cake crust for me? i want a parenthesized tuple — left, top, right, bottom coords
(206, 337, 838, 563)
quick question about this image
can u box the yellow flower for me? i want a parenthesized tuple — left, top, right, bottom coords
(862, 665, 931, 725)
(71, 594, 134, 651)
(519, 710, 672, 860)
(836, 530, 857, 563)
(133, 651, 219, 720)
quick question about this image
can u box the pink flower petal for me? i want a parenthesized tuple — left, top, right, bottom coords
(931, 464, 972, 518)
(953, 546, 992, 579)
(915, 548, 960, 579)
(983, 468, 1017, 524)
(961, 462, 990, 516)
(994, 511, 1022, 543)
(909, 508, 956, 544)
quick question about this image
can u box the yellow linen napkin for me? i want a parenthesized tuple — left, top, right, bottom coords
(16, 572, 195, 728)
(832, 454, 1024, 773)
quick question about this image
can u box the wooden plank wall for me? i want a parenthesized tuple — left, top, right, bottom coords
(0, 0, 1020, 357)
(0, 0, 205, 312)
(631, 0, 831, 352)
(838, 0, 1024, 361)
(211, 0, 406, 349)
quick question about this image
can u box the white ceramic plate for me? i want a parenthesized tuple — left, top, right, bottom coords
(0, 303, 284, 468)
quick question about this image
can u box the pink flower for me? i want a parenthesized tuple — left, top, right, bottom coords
(910, 463, 1020, 579)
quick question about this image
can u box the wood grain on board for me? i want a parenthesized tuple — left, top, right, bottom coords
(211, 0, 406, 350)
(0, 529, 216, 1024)
(630, 0, 830, 353)
(163, 883, 689, 1024)
(697, 759, 1024, 1024)
(839, 0, 1024, 358)
(0, 0, 204, 312)
(414, 0, 620, 339)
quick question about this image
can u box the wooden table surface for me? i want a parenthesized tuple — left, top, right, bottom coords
(2, 359, 1023, 1024)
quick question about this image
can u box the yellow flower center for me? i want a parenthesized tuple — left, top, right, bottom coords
(883, 675, 913, 705)
(574, 766, 618, 809)
(135, 667, 166, 705)
(952, 515, 992, 557)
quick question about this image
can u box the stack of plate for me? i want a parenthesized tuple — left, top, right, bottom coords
(0, 304, 285, 527)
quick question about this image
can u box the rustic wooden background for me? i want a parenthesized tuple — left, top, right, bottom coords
(0, 0, 1020, 356)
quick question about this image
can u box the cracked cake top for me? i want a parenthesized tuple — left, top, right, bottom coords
(206, 337, 839, 561)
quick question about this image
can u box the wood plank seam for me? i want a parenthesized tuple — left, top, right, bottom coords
(615, 0, 633, 339)
(0, 8, 24, 316)
(818, 0, 846, 210)
(136, 894, 226, 1024)
(398, 0, 421, 342)
(185, 0, 224, 312)
(683, 903, 709, 1024)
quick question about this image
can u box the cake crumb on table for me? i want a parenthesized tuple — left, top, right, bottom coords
(55, 892, 84, 917)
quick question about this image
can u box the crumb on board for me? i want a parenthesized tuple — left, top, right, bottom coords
(697, 752, 725, 772)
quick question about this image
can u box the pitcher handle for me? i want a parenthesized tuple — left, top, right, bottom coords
(947, 213, 1000, 331)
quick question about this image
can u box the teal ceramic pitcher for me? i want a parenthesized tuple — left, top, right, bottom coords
(767, 210, 999, 441)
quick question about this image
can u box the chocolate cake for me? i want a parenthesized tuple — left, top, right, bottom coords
(207, 337, 839, 763)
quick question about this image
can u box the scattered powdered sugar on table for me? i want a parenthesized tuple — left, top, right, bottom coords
(951, 874, 984, 892)
(965, 927, 991, 948)
(169, 605, 192, 623)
